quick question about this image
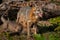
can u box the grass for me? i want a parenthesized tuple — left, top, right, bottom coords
(33, 32, 60, 40)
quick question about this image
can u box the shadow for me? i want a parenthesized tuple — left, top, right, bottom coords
(36, 24, 58, 34)
(8, 9, 19, 21)
(9, 32, 20, 36)
(0, 0, 2, 4)
(31, 23, 58, 34)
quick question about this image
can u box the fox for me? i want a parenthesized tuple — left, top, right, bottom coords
(1, 15, 23, 33)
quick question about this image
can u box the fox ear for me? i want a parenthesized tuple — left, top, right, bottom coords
(1, 15, 7, 23)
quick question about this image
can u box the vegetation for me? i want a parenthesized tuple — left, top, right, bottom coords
(33, 34, 46, 40)
(33, 32, 60, 40)
(48, 16, 60, 31)
(0, 32, 60, 40)
(0, 32, 27, 40)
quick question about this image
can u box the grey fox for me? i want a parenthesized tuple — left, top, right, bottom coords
(1, 15, 23, 33)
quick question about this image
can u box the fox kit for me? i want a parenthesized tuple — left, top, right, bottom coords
(1, 15, 23, 33)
